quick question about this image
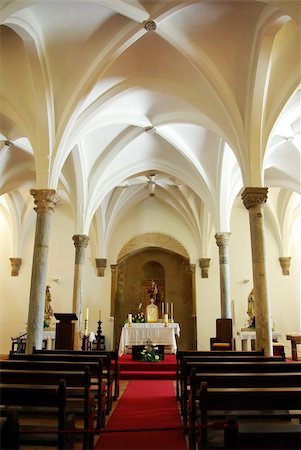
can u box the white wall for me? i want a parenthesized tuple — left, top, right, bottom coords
(0, 198, 300, 357)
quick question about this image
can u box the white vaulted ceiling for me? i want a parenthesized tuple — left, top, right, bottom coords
(0, 0, 300, 259)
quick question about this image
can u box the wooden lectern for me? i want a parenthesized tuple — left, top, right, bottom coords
(54, 313, 78, 350)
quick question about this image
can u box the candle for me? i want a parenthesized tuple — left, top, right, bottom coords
(86, 308, 89, 321)
(128, 313, 132, 324)
(166, 302, 169, 315)
(161, 303, 164, 317)
(164, 313, 168, 324)
(171, 302, 174, 319)
(99, 310, 101, 321)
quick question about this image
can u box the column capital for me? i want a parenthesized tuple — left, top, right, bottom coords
(199, 258, 211, 278)
(279, 256, 291, 276)
(9, 257, 22, 276)
(241, 187, 268, 210)
(72, 234, 89, 248)
(214, 232, 231, 247)
(95, 258, 107, 277)
(30, 189, 59, 213)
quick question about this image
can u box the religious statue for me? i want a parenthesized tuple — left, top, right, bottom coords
(247, 288, 255, 328)
(146, 281, 159, 323)
(44, 286, 53, 319)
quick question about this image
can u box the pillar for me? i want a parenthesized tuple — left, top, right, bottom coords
(190, 263, 197, 349)
(26, 189, 58, 354)
(72, 234, 89, 350)
(242, 187, 273, 356)
(215, 232, 231, 318)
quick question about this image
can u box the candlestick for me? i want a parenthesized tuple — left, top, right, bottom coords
(164, 313, 168, 327)
(84, 318, 88, 336)
(161, 303, 164, 318)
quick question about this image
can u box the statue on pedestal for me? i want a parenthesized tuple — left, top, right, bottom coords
(247, 288, 255, 328)
(44, 285, 54, 328)
(146, 281, 159, 323)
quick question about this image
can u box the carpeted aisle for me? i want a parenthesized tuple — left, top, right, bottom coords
(95, 380, 187, 449)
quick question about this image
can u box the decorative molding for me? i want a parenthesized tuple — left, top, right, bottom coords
(95, 258, 107, 277)
(279, 256, 291, 275)
(214, 232, 231, 247)
(30, 189, 59, 213)
(143, 20, 157, 31)
(199, 258, 211, 278)
(9, 257, 22, 276)
(241, 187, 268, 210)
(72, 234, 89, 248)
(118, 232, 189, 260)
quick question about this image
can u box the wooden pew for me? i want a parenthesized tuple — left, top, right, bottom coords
(0, 380, 74, 449)
(179, 355, 286, 424)
(1, 358, 105, 431)
(188, 369, 301, 449)
(32, 348, 120, 400)
(0, 366, 96, 449)
(0, 408, 19, 449)
(9, 351, 113, 417)
(197, 383, 301, 449)
(176, 349, 264, 400)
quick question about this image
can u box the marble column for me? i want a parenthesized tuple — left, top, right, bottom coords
(26, 189, 58, 354)
(215, 232, 232, 318)
(242, 187, 273, 356)
(72, 234, 89, 350)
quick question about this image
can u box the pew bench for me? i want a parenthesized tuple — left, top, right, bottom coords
(9, 352, 113, 416)
(176, 349, 264, 400)
(188, 369, 301, 449)
(0, 381, 74, 449)
(195, 383, 301, 449)
(0, 367, 96, 449)
(1, 358, 106, 431)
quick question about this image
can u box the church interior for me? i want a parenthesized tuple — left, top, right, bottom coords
(0, 1, 301, 447)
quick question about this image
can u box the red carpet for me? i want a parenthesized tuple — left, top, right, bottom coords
(119, 354, 177, 379)
(95, 380, 187, 449)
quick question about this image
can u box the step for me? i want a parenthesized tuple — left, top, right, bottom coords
(120, 370, 176, 380)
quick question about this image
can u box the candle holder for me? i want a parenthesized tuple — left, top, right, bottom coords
(81, 334, 89, 351)
(95, 320, 105, 350)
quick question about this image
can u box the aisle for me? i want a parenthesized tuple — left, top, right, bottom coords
(95, 380, 187, 450)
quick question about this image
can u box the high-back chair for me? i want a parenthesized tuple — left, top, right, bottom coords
(210, 318, 236, 350)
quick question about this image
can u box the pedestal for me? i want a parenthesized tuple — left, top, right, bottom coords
(54, 313, 78, 350)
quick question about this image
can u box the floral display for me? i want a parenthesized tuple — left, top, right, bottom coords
(140, 339, 163, 362)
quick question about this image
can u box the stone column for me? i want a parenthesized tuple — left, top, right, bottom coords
(190, 264, 197, 349)
(72, 234, 89, 350)
(110, 264, 118, 317)
(242, 187, 273, 356)
(26, 189, 58, 354)
(215, 232, 231, 318)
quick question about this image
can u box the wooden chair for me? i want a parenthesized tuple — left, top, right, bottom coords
(210, 318, 236, 350)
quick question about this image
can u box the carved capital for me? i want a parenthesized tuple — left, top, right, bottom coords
(9, 257, 22, 276)
(110, 264, 118, 273)
(30, 189, 59, 213)
(95, 258, 107, 277)
(241, 187, 268, 210)
(199, 258, 211, 278)
(215, 232, 231, 247)
(72, 234, 89, 248)
(279, 256, 291, 276)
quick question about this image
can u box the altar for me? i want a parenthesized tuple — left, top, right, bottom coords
(237, 330, 282, 351)
(118, 322, 180, 356)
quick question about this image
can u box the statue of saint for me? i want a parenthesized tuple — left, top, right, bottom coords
(247, 288, 255, 328)
(45, 285, 54, 317)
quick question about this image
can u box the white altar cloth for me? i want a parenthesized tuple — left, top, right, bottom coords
(118, 322, 180, 356)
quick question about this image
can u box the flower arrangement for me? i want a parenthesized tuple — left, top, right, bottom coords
(132, 302, 145, 323)
(140, 339, 163, 362)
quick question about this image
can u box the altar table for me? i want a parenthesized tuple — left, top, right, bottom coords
(237, 330, 281, 351)
(118, 322, 180, 356)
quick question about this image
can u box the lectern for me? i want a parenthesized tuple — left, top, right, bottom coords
(54, 313, 78, 350)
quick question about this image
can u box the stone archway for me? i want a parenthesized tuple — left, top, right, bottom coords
(114, 239, 195, 351)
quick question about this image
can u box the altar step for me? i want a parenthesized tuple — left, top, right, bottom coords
(118, 354, 177, 380)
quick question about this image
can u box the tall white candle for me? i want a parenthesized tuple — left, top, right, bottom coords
(171, 302, 174, 319)
(161, 303, 164, 317)
(166, 302, 169, 315)
(164, 313, 169, 324)
(99, 309, 101, 321)
(128, 313, 132, 324)
(86, 308, 89, 321)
